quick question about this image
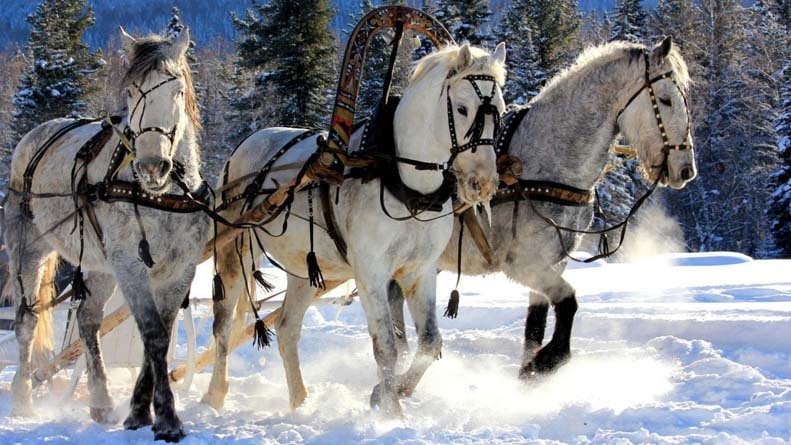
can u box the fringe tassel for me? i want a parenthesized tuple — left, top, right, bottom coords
(180, 290, 190, 309)
(253, 270, 275, 292)
(306, 187, 325, 289)
(443, 289, 460, 319)
(72, 267, 91, 301)
(252, 318, 273, 349)
(212, 273, 225, 302)
(306, 252, 325, 289)
(138, 239, 155, 268)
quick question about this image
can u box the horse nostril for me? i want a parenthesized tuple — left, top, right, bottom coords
(680, 166, 692, 181)
(469, 176, 480, 192)
(159, 160, 172, 176)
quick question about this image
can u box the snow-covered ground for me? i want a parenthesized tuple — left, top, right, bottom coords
(1, 252, 790, 444)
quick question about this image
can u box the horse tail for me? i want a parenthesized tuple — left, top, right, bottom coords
(31, 252, 58, 367)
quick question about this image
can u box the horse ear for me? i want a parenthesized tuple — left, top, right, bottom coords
(169, 26, 191, 59)
(653, 35, 672, 61)
(457, 43, 473, 70)
(119, 26, 136, 57)
(493, 42, 506, 65)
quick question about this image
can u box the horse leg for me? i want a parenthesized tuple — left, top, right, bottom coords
(124, 354, 154, 430)
(356, 274, 401, 417)
(395, 268, 441, 398)
(7, 234, 49, 417)
(520, 274, 577, 379)
(201, 240, 246, 410)
(116, 268, 184, 442)
(518, 291, 550, 378)
(76, 272, 117, 423)
(276, 276, 317, 410)
(387, 280, 410, 363)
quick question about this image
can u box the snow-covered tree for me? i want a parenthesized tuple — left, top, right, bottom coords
(610, 0, 648, 42)
(232, 0, 337, 128)
(580, 10, 612, 46)
(520, 0, 581, 78)
(768, 58, 791, 257)
(436, 0, 493, 45)
(11, 0, 104, 140)
(650, 0, 701, 49)
(495, 0, 547, 104)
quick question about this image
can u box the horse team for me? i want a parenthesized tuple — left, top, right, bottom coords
(3, 10, 697, 443)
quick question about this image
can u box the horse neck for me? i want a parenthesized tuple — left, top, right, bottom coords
(515, 55, 645, 190)
(392, 80, 448, 194)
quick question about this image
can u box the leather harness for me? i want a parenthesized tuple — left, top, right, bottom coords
(492, 106, 594, 208)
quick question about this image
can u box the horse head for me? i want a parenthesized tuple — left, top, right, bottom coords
(120, 27, 199, 194)
(399, 43, 506, 214)
(617, 36, 696, 190)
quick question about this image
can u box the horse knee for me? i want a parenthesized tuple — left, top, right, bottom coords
(554, 296, 577, 318)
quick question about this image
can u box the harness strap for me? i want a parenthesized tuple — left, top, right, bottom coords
(319, 182, 348, 263)
(21, 118, 99, 217)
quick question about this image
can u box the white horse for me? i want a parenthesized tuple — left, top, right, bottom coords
(408, 37, 695, 378)
(204, 43, 507, 415)
(4, 29, 208, 442)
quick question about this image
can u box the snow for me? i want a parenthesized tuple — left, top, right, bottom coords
(1, 252, 790, 443)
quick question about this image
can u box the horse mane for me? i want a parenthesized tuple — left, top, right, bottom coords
(122, 34, 201, 129)
(538, 40, 691, 101)
(410, 45, 507, 87)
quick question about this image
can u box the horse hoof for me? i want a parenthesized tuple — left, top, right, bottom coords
(153, 428, 186, 443)
(369, 384, 382, 409)
(153, 420, 186, 443)
(90, 407, 117, 424)
(123, 411, 153, 430)
(521, 344, 571, 378)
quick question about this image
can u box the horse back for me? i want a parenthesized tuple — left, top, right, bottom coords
(9, 118, 105, 193)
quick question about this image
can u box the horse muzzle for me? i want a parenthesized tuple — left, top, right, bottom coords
(134, 157, 173, 192)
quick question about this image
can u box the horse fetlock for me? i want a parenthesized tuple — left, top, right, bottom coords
(123, 408, 153, 430)
(201, 381, 229, 410)
(370, 382, 403, 417)
(289, 384, 308, 411)
(523, 341, 571, 377)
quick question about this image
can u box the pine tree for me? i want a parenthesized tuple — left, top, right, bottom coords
(436, 0, 493, 45)
(768, 59, 791, 256)
(650, 0, 700, 49)
(610, 0, 647, 42)
(496, 0, 546, 104)
(232, 0, 337, 128)
(11, 0, 104, 140)
(520, 0, 581, 78)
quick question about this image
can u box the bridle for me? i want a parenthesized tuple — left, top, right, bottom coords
(616, 50, 692, 177)
(124, 75, 181, 160)
(445, 74, 501, 166)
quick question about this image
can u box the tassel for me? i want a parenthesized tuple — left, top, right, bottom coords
(306, 252, 325, 289)
(212, 273, 225, 301)
(72, 267, 91, 301)
(138, 239, 155, 268)
(443, 289, 460, 319)
(252, 318, 273, 349)
(180, 290, 190, 309)
(253, 270, 275, 292)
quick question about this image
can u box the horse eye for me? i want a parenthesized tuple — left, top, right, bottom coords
(659, 97, 672, 107)
(456, 106, 468, 117)
(125, 89, 133, 99)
